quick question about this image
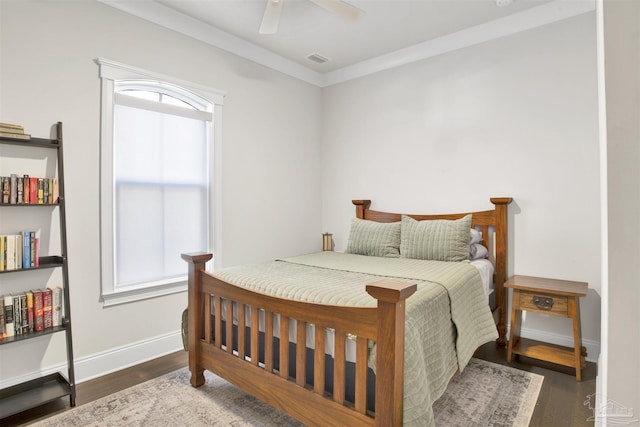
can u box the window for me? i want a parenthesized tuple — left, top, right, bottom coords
(98, 59, 225, 306)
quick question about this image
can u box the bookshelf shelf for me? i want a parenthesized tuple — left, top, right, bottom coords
(0, 122, 76, 417)
(0, 323, 68, 346)
(0, 137, 59, 149)
(0, 203, 61, 207)
(0, 373, 72, 419)
(0, 256, 65, 275)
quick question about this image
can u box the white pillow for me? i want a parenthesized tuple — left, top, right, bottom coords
(469, 243, 488, 260)
(470, 228, 482, 245)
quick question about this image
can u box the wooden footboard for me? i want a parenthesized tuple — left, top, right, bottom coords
(182, 253, 416, 427)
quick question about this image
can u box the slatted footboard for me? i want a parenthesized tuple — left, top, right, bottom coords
(182, 253, 416, 427)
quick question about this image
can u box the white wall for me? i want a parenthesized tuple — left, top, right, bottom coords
(321, 13, 602, 356)
(0, 0, 322, 384)
(601, 0, 640, 423)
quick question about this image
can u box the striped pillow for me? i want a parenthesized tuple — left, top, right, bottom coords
(400, 214, 472, 262)
(345, 218, 401, 258)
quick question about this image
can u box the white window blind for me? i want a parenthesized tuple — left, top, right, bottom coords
(113, 96, 209, 287)
(97, 58, 225, 306)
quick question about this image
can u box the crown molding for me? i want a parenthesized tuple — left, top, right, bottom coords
(97, 0, 595, 88)
(323, 0, 596, 86)
(97, 0, 325, 86)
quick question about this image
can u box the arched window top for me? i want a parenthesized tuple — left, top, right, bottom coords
(97, 58, 225, 107)
(115, 80, 212, 112)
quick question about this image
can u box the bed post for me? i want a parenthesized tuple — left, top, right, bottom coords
(352, 200, 371, 219)
(490, 198, 512, 346)
(182, 252, 213, 387)
(366, 280, 417, 427)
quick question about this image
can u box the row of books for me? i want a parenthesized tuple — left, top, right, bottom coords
(0, 287, 63, 338)
(1, 175, 59, 205)
(0, 122, 30, 141)
(0, 231, 40, 272)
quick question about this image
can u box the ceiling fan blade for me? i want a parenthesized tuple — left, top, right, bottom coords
(259, 0, 284, 34)
(308, 0, 364, 22)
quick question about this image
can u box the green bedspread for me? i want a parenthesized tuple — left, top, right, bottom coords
(211, 251, 497, 426)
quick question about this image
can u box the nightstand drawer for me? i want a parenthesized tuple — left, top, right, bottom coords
(519, 291, 568, 316)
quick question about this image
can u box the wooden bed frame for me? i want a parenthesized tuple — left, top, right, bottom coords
(182, 197, 511, 427)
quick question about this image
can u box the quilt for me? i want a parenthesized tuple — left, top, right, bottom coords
(211, 251, 498, 426)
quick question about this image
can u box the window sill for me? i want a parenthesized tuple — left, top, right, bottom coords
(101, 277, 187, 307)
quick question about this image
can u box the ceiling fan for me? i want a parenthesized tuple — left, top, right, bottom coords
(259, 0, 364, 34)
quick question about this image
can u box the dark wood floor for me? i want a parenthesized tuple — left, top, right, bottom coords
(474, 342, 597, 426)
(4, 342, 596, 426)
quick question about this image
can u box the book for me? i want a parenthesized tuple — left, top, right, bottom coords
(0, 297, 5, 338)
(15, 233, 22, 270)
(30, 231, 36, 267)
(52, 178, 59, 203)
(43, 179, 49, 204)
(29, 177, 37, 204)
(34, 231, 40, 267)
(50, 287, 62, 327)
(20, 293, 28, 334)
(17, 177, 23, 204)
(42, 288, 53, 329)
(0, 127, 23, 134)
(37, 178, 44, 204)
(0, 236, 5, 271)
(5, 234, 15, 271)
(0, 132, 30, 140)
(0, 122, 25, 131)
(26, 291, 34, 333)
(3, 177, 10, 204)
(23, 175, 29, 204)
(23, 231, 30, 269)
(10, 174, 17, 204)
(13, 295, 21, 335)
(4, 295, 14, 337)
(33, 290, 44, 332)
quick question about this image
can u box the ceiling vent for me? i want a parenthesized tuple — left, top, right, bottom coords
(307, 53, 329, 64)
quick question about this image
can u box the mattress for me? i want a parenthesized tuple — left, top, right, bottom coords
(471, 258, 495, 300)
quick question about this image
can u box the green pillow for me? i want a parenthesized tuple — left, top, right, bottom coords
(400, 214, 472, 262)
(345, 218, 401, 258)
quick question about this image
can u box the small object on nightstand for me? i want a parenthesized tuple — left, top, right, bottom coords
(505, 275, 588, 381)
(322, 232, 333, 251)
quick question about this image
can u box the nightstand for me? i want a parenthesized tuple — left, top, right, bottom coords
(505, 275, 588, 381)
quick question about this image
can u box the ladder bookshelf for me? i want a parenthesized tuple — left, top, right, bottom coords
(0, 122, 76, 418)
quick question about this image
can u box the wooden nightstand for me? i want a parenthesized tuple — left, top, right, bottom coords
(505, 275, 588, 381)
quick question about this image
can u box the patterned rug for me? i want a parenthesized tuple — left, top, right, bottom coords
(31, 358, 542, 427)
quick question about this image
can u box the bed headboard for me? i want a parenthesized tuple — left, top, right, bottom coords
(352, 197, 513, 345)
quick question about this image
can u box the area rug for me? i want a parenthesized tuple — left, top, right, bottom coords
(31, 358, 542, 427)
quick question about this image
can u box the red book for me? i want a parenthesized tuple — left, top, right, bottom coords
(33, 290, 44, 332)
(42, 288, 53, 329)
(29, 178, 37, 204)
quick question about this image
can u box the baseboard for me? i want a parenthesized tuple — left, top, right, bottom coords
(74, 330, 184, 383)
(512, 325, 600, 363)
(593, 353, 604, 426)
(0, 330, 183, 390)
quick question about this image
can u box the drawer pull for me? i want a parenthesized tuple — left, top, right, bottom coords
(532, 295, 554, 310)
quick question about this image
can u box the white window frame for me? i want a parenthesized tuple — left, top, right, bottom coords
(97, 58, 225, 306)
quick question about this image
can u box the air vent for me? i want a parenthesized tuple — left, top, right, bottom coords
(307, 53, 329, 64)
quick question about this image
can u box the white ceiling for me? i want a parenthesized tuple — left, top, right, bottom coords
(99, 0, 595, 86)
